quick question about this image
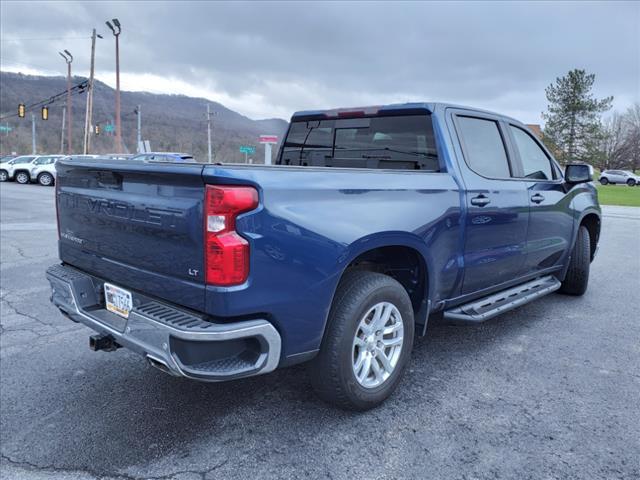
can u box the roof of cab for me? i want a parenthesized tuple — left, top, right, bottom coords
(291, 102, 522, 124)
(137, 152, 192, 157)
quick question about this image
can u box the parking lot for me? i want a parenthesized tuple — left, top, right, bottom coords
(1, 181, 639, 480)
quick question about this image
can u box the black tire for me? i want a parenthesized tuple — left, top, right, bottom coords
(309, 270, 414, 410)
(559, 226, 590, 296)
(627, 179, 636, 186)
(38, 172, 54, 186)
(15, 171, 30, 184)
(0, 170, 7, 182)
(599, 177, 609, 185)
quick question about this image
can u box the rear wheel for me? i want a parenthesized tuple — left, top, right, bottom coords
(38, 172, 54, 186)
(559, 226, 590, 296)
(15, 171, 30, 184)
(627, 178, 636, 186)
(309, 270, 414, 410)
(599, 177, 609, 185)
(0, 170, 7, 182)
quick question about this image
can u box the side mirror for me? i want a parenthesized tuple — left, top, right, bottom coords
(565, 163, 593, 184)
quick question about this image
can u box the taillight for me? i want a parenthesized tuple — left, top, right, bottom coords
(204, 185, 258, 286)
(55, 178, 61, 239)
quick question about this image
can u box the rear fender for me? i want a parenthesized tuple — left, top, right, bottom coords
(325, 231, 433, 328)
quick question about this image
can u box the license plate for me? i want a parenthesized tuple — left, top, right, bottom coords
(104, 283, 133, 319)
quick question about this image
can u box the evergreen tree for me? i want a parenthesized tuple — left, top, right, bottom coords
(542, 69, 612, 164)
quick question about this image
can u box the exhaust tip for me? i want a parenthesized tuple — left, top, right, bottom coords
(146, 356, 177, 376)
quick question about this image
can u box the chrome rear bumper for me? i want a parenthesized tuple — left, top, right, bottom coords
(46, 264, 281, 381)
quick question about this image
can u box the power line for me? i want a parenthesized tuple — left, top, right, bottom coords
(0, 80, 89, 121)
(4, 36, 92, 41)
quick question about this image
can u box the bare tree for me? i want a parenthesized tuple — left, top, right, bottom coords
(622, 103, 640, 173)
(600, 113, 627, 170)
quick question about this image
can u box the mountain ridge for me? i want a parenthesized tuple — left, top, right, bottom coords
(0, 71, 288, 162)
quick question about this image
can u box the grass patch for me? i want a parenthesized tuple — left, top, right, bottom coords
(596, 184, 640, 207)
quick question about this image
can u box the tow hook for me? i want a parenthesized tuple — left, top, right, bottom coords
(89, 334, 121, 352)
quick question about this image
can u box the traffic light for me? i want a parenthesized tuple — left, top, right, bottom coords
(41, 106, 49, 120)
(94, 124, 100, 135)
(18, 104, 25, 118)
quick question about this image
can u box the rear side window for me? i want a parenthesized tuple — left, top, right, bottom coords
(456, 117, 511, 178)
(510, 126, 554, 180)
(279, 115, 439, 171)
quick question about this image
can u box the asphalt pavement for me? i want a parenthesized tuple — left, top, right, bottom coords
(1, 181, 639, 480)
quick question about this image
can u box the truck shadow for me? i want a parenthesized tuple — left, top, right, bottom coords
(4, 294, 571, 475)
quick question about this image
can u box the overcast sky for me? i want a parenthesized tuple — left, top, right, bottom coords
(1, 1, 638, 123)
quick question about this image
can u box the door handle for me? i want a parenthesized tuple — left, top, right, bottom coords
(531, 193, 545, 204)
(470, 194, 490, 207)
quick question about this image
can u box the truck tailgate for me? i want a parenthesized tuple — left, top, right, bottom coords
(56, 159, 206, 310)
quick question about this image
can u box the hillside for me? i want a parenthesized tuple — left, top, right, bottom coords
(0, 72, 288, 162)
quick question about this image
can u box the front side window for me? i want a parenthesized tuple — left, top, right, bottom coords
(457, 116, 511, 178)
(35, 156, 56, 165)
(510, 126, 554, 180)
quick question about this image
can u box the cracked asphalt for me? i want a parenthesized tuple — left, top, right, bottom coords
(1, 181, 639, 480)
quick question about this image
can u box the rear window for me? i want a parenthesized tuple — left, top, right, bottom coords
(278, 114, 439, 171)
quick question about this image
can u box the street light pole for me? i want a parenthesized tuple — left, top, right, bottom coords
(59, 50, 73, 154)
(106, 19, 122, 153)
(83, 29, 101, 154)
(60, 106, 66, 154)
(207, 104, 212, 163)
(135, 105, 142, 152)
(31, 113, 36, 154)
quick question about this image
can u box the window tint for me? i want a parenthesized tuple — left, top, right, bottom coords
(280, 115, 438, 171)
(35, 156, 57, 165)
(457, 117, 511, 178)
(510, 126, 553, 180)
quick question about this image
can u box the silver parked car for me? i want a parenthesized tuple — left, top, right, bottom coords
(599, 170, 640, 186)
(29, 155, 65, 186)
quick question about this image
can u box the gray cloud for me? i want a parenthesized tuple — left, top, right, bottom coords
(1, 0, 638, 122)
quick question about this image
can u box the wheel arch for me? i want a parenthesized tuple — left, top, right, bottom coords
(327, 232, 433, 336)
(579, 212, 601, 261)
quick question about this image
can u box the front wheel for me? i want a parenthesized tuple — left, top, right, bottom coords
(38, 172, 54, 186)
(627, 179, 636, 186)
(599, 177, 609, 185)
(15, 171, 30, 184)
(309, 270, 414, 410)
(559, 226, 591, 296)
(0, 170, 7, 182)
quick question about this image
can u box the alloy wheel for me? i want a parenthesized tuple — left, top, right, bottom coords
(352, 301, 404, 388)
(39, 174, 53, 186)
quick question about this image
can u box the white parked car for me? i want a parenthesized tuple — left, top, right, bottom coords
(30, 155, 65, 186)
(599, 170, 640, 186)
(0, 155, 38, 183)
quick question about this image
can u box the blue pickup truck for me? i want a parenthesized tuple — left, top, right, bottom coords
(46, 103, 600, 410)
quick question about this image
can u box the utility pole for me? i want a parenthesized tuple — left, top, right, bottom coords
(106, 19, 122, 153)
(83, 29, 100, 154)
(59, 50, 73, 154)
(31, 113, 36, 154)
(60, 106, 66, 154)
(206, 104, 212, 163)
(135, 105, 142, 152)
